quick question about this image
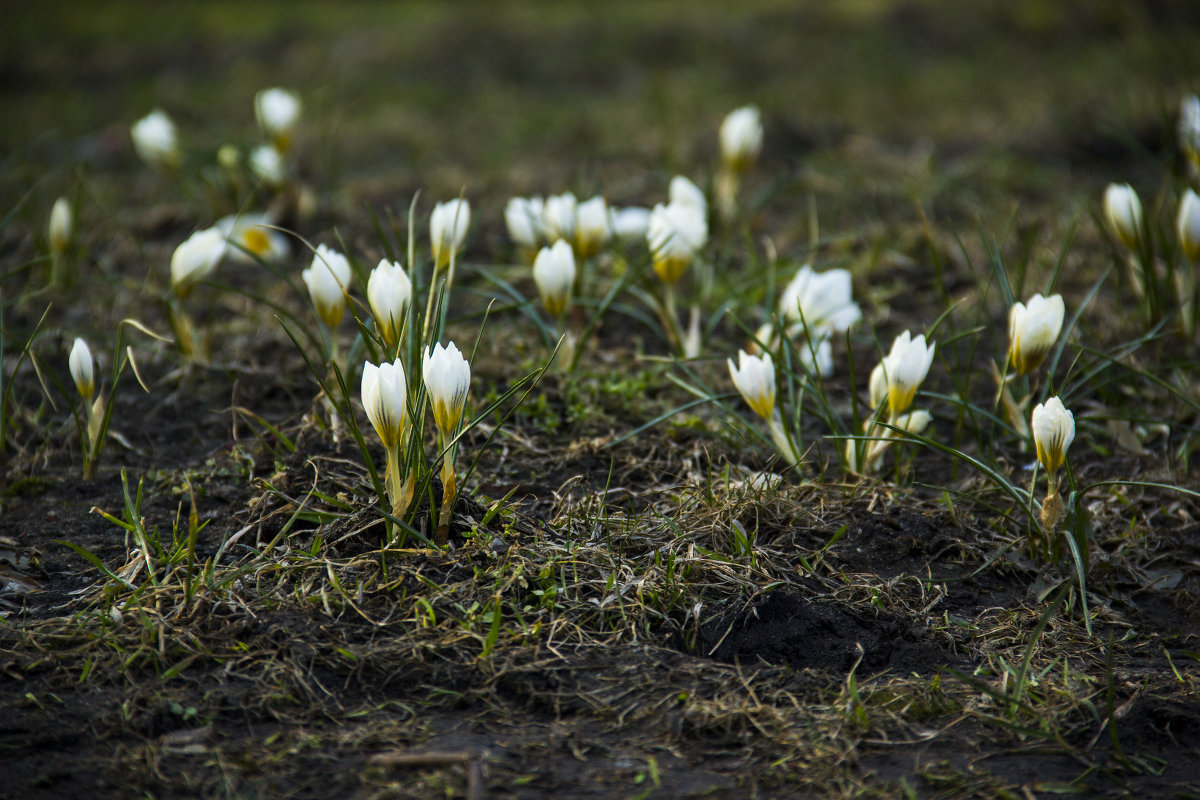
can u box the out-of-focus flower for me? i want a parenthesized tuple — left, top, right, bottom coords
(575, 195, 610, 258)
(217, 144, 241, 171)
(1008, 293, 1065, 376)
(1104, 183, 1143, 251)
(647, 202, 707, 283)
(609, 206, 651, 242)
(431, 198, 471, 269)
(1032, 396, 1074, 478)
(720, 105, 763, 172)
(880, 330, 936, 419)
(254, 87, 301, 152)
(1180, 94, 1200, 166)
(170, 228, 226, 297)
(361, 359, 408, 449)
(249, 145, 286, 187)
(423, 342, 471, 435)
(215, 213, 289, 264)
(505, 196, 545, 254)
(69, 338, 94, 399)
(1178, 188, 1200, 261)
(131, 109, 180, 170)
(777, 265, 861, 337)
(302, 244, 352, 329)
(728, 349, 776, 421)
(542, 192, 578, 245)
(669, 176, 707, 217)
(368, 259, 412, 350)
(532, 240, 576, 317)
(49, 197, 72, 257)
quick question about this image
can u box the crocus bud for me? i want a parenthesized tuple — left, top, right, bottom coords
(215, 213, 289, 265)
(532, 240, 576, 317)
(505, 196, 545, 254)
(1008, 293, 1065, 376)
(49, 197, 72, 257)
(720, 105, 763, 172)
(1180, 94, 1200, 166)
(1178, 188, 1200, 261)
(647, 202, 707, 283)
(170, 228, 226, 298)
(880, 330, 936, 419)
(669, 176, 707, 217)
(254, 87, 301, 152)
(542, 193, 577, 245)
(249, 145, 286, 187)
(609, 206, 651, 242)
(868, 362, 888, 410)
(361, 359, 408, 449)
(431, 199, 470, 269)
(728, 349, 776, 421)
(423, 342, 471, 435)
(1031, 396, 1074, 479)
(69, 338, 94, 399)
(367, 259, 412, 349)
(1104, 183, 1143, 251)
(574, 196, 610, 259)
(131, 109, 180, 170)
(302, 244, 352, 329)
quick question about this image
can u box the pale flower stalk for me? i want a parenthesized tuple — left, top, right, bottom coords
(423, 342, 471, 544)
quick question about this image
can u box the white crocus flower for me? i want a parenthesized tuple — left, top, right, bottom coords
(367, 259, 412, 350)
(1178, 189, 1200, 261)
(880, 330, 936, 419)
(609, 206, 651, 242)
(131, 109, 180, 170)
(542, 192, 578, 246)
(532, 240, 576, 317)
(430, 198, 471, 269)
(249, 145, 287, 187)
(647, 202, 708, 283)
(361, 359, 408, 449)
(49, 197, 72, 257)
(720, 105, 763, 172)
(1031, 396, 1075, 481)
(868, 362, 889, 411)
(254, 87, 301, 152)
(778, 265, 861, 337)
(669, 175, 707, 217)
(505, 196, 545, 254)
(170, 228, 227, 297)
(1180, 94, 1200, 166)
(727, 349, 776, 421)
(302, 244, 352, 329)
(423, 342, 471, 435)
(215, 213, 289, 264)
(1104, 183, 1143, 252)
(1008, 293, 1065, 376)
(575, 195, 610, 258)
(69, 338, 94, 399)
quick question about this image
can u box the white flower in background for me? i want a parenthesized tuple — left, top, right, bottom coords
(1031, 396, 1075, 479)
(1180, 94, 1200, 164)
(302, 244, 352, 329)
(542, 192, 578, 245)
(727, 349, 776, 421)
(131, 109, 180, 170)
(361, 359, 408, 449)
(215, 213, 289, 264)
(609, 206, 651, 242)
(367, 259, 412, 349)
(777, 265, 861, 337)
(505, 196, 545, 253)
(170, 227, 227, 297)
(647, 202, 708, 283)
(423, 342, 471, 435)
(1008, 293, 1065, 376)
(1103, 183, 1143, 251)
(254, 87, 301, 152)
(249, 145, 287, 187)
(1178, 188, 1200, 261)
(49, 197, 72, 257)
(669, 175, 707, 217)
(532, 240, 577, 317)
(575, 195, 610, 258)
(217, 144, 241, 171)
(69, 338, 94, 399)
(720, 105, 763, 172)
(880, 330, 936, 419)
(431, 198, 471, 269)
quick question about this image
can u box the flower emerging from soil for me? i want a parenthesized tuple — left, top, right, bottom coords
(1178, 189, 1200, 261)
(368, 259, 412, 351)
(720, 105, 763, 173)
(131, 109, 180, 170)
(254, 87, 301, 152)
(879, 330, 936, 419)
(532, 240, 577, 317)
(423, 342, 471, 435)
(302, 244, 352, 330)
(49, 197, 72, 257)
(69, 338, 94, 399)
(648, 202, 707, 283)
(361, 359, 408, 449)
(431, 199, 471, 269)
(1008, 293, 1065, 376)
(505, 196, 545, 257)
(1104, 183, 1143, 252)
(215, 213, 289, 264)
(1032, 396, 1074, 483)
(575, 195, 610, 259)
(728, 349, 776, 421)
(170, 228, 226, 298)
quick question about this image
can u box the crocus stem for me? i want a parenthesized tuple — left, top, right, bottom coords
(167, 298, 199, 361)
(660, 285, 685, 355)
(715, 167, 740, 226)
(436, 456, 457, 546)
(383, 445, 409, 542)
